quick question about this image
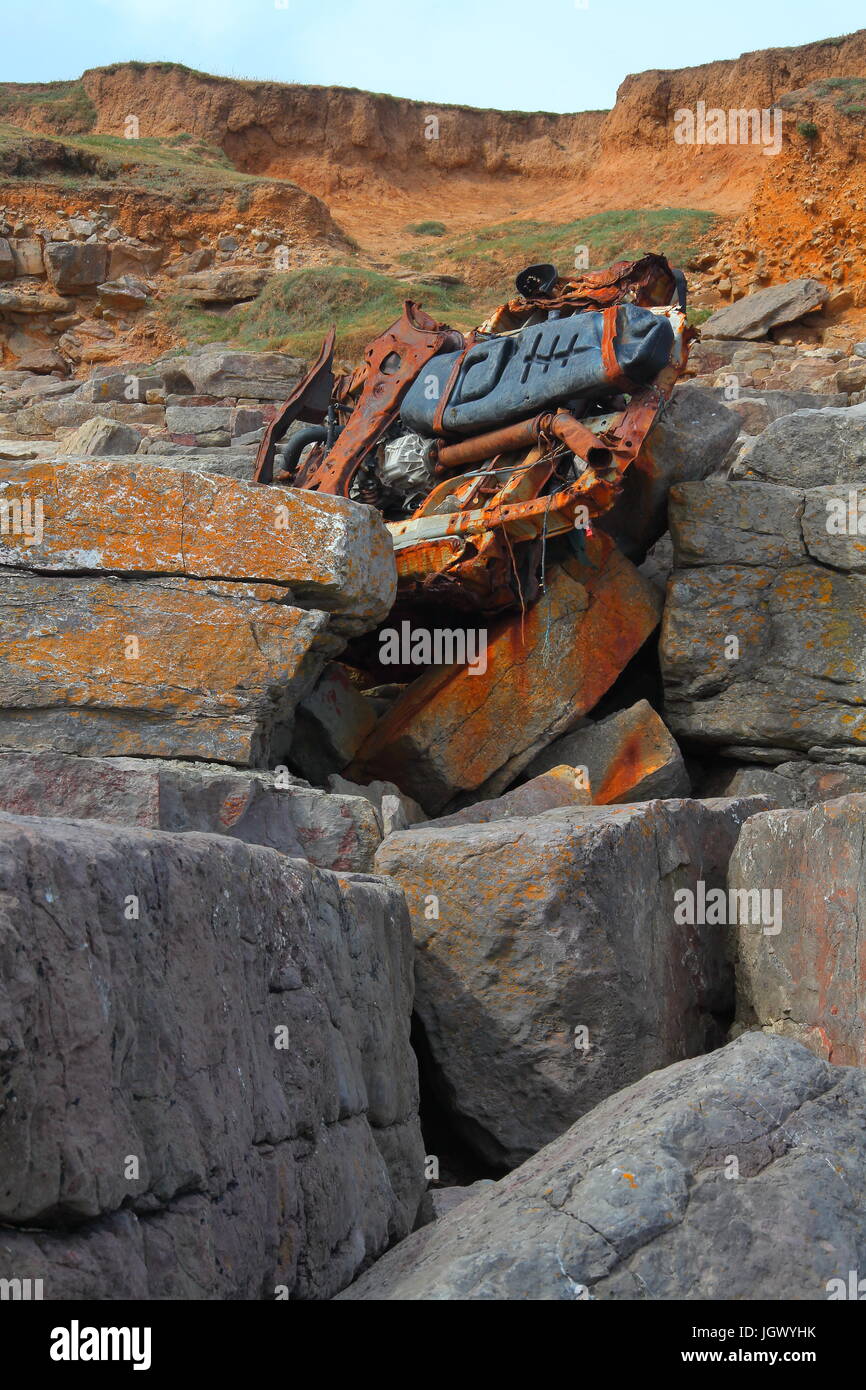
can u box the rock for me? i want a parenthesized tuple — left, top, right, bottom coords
(702, 279, 829, 340)
(732, 795, 866, 1064)
(132, 450, 256, 481)
(0, 238, 14, 281)
(661, 477, 866, 758)
(107, 240, 164, 278)
(44, 241, 110, 292)
(0, 812, 423, 1297)
(175, 268, 270, 305)
(597, 386, 739, 561)
(430, 765, 591, 827)
(188, 351, 305, 401)
(68, 217, 96, 238)
(165, 404, 233, 436)
(704, 760, 866, 807)
(375, 794, 766, 1167)
(0, 288, 72, 315)
(353, 535, 662, 814)
(337, 1033, 866, 1300)
(732, 405, 866, 488)
(13, 348, 68, 376)
(637, 530, 674, 593)
(0, 457, 396, 630)
(853, 341, 866, 359)
(11, 398, 164, 437)
(429, 1181, 496, 1219)
(0, 751, 384, 872)
(0, 571, 335, 765)
(328, 775, 428, 835)
(165, 249, 214, 277)
(79, 370, 165, 404)
(522, 699, 690, 802)
(710, 387, 849, 435)
(289, 663, 378, 784)
(59, 416, 143, 456)
(0, 459, 396, 763)
(9, 237, 45, 277)
(96, 277, 149, 311)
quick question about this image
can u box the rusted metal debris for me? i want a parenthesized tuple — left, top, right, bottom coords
(254, 255, 694, 621)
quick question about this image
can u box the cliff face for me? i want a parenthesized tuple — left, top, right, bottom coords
(602, 30, 866, 150)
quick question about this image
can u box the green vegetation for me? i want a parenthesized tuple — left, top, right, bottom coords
(0, 80, 96, 134)
(161, 265, 474, 359)
(405, 220, 447, 237)
(687, 306, 713, 328)
(0, 122, 269, 194)
(398, 208, 719, 280)
(796, 120, 819, 141)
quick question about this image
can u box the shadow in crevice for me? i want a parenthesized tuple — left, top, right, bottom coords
(411, 1011, 508, 1188)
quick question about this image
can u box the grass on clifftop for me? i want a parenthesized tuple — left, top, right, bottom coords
(162, 265, 475, 360)
(0, 80, 97, 134)
(0, 123, 273, 194)
(398, 208, 719, 282)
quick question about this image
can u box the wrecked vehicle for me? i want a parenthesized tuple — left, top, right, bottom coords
(253, 254, 693, 631)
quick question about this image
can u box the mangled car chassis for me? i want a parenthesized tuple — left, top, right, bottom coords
(253, 254, 693, 757)
(255, 253, 691, 620)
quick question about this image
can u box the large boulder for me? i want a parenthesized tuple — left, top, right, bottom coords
(44, 241, 110, 292)
(732, 404, 866, 488)
(429, 765, 591, 828)
(289, 662, 378, 784)
(702, 279, 829, 341)
(0, 238, 15, 281)
(0, 751, 384, 872)
(0, 459, 396, 764)
(0, 813, 423, 1298)
(375, 795, 767, 1168)
(0, 457, 395, 630)
(661, 476, 866, 759)
(174, 268, 270, 305)
(353, 535, 662, 814)
(522, 699, 690, 802)
(732, 795, 866, 1064)
(189, 351, 305, 401)
(59, 416, 142, 456)
(337, 1033, 866, 1300)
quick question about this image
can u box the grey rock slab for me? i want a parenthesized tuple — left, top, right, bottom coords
(338, 1032, 866, 1300)
(0, 812, 423, 1297)
(702, 279, 829, 341)
(375, 795, 768, 1168)
(0, 751, 384, 871)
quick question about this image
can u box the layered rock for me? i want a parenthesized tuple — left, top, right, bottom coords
(0, 752, 384, 872)
(337, 1033, 866, 1300)
(0, 458, 395, 764)
(732, 794, 866, 1064)
(0, 812, 424, 1299)
(375, 795, 767, 1168)
(661, 469, 866, 760)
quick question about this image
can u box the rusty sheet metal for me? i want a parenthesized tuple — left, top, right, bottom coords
(253, 327, 335, 485)
(292, 303, 462, 496)
(480, 253, 681, 334)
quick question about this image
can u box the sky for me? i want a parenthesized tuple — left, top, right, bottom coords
(0, 0, 863, 113)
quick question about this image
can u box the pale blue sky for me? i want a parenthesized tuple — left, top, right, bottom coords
(2, 0, 863, 113)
